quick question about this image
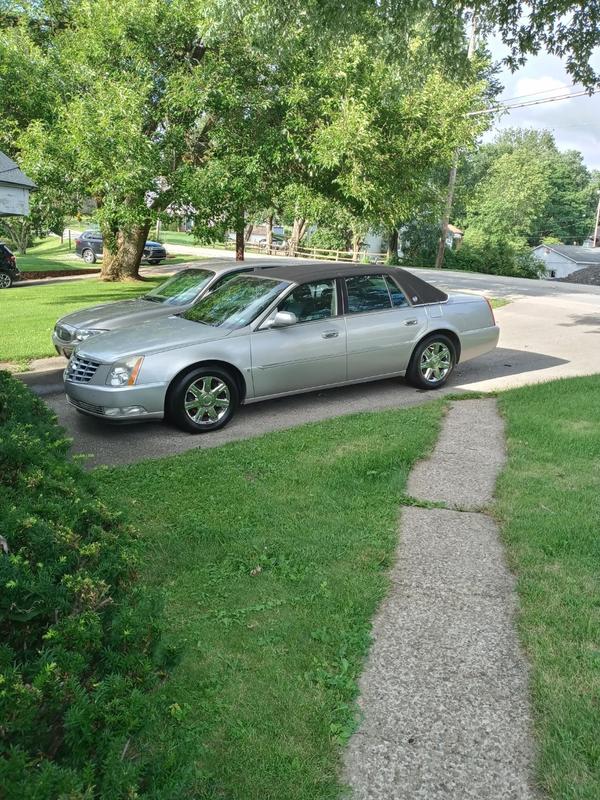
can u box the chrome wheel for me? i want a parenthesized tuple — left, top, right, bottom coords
(419, 342, 452, 383)
(0, 272, 11, 289)
(83, 249, 95, 264)
(184, 375, 231, 425)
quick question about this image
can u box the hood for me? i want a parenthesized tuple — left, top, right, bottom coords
(57, 298, 177, 330)
(76, 314, 233, 362)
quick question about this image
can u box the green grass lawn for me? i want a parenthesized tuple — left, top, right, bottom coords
(0, 278, 161, 365)
(99, 403, 444, 799)
(497, 377, 600, 800)
(16, 236, 91, 272)
(91, 377, 598, 799)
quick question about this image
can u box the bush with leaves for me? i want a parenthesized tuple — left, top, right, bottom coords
(444, 234, 544, 279)
(0, 372, 177, 798)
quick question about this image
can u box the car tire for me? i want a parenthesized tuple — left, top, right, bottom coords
(167, 366, 239, 433)
(0, 271, 13, 289)
(148, 259, 163, 265)
(406, 334, 456, 390)
(82, 248, 96, 264)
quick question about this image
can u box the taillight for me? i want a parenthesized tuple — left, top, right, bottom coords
(75, 239, 81, 246)
(484, 297, 496, 325)
(10, 256, 15, 266)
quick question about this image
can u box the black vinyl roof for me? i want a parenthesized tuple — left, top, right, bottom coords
(250, 261, 448, 305)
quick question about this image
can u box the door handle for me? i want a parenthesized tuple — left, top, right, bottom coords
(404, 319, 418, 326)
(322, 330, 340, 339)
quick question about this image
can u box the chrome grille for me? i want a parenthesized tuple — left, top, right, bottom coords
(66, 354, 101, 384)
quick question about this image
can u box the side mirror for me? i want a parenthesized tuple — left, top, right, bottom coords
(270, 310, 298, 328)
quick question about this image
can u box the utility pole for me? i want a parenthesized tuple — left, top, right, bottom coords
(435, 15, 478, 269)
(593, 192, 600, 247)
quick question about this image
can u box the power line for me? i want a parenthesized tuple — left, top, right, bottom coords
(466, 89, 597, 117)
(496, 84, 577, 104)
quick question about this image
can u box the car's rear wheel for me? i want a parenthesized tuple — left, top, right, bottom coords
(82, 248, 96, 264)
(0, 272, 12, 289)
(406, 334, 456, 390)
(167, 367, 239, 433)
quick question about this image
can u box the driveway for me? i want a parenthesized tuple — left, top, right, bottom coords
(42, 267, 600, 467)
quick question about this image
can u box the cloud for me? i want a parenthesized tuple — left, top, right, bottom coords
(483, 39, 600, 170)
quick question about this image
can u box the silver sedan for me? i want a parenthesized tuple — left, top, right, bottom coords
(52, 261, 284, 357)
(63, 263, 499, 433)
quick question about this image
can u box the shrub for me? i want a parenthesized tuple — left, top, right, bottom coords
(444, 235, 544, 279)
(0, 373, 173, 798)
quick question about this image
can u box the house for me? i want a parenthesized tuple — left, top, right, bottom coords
(0, 151, 36, 217)
(532, 242, 600, 280)
(445, 224, 463, 249)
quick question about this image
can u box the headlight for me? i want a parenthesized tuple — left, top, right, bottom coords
(106, 356, 144, 387)
(75, 328, 109, 342)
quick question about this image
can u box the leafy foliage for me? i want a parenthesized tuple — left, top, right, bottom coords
(444, 234, 544, 278)
(0, 373, 177, 799)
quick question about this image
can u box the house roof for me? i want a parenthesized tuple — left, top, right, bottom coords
(447, 224, 463, 235)
(534, 243, 600, 266)
(0, 151, 37, 190)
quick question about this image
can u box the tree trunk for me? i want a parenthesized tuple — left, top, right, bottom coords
(265, 214, 273, 254)
(101, 221, 150, 281)
(288, 217, 306, 256)
(235, 225, 245, 261)
(387, 228, 399, 265)
(352, 232, 362, 262)
(244, 223, 254, 242)
(0, 219, 30, 254)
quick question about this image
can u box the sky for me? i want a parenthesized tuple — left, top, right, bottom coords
(484, 37, 600, 171)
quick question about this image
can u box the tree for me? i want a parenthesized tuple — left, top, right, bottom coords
(456, 129, 599, 246)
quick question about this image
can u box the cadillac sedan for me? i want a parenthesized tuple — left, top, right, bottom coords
(63, 263, 499, 433)
(52, 261, 282, 357)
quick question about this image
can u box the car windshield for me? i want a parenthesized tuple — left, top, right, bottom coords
(182, 274, 288, 329)
(143, 269, 215, 306)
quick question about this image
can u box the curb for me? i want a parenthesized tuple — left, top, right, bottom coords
(16, 368, 64, 395)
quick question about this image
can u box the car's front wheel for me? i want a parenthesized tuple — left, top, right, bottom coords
(148, 258, 163, 265)
(167, 367, 239, 433)
(82, 248, 96, 264)
(0, 271, 13, 289)
(406, 334, 456, 390)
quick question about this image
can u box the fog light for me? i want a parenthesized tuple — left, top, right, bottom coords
(104, 407, 121, 416)
(123, 406, 146, 415)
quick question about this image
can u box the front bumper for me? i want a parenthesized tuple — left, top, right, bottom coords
(53, 335, 75, 358)
(65, 379, 167, 421)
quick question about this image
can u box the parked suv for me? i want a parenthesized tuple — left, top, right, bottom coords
(75, 230, 168, 265)
(0, 243, 20, 288)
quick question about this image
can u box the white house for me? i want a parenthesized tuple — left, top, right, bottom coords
(532, 242, 600, 280)
(0, 151, 36, 217)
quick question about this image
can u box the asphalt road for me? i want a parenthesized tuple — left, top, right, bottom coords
(42, 266, 600, 468)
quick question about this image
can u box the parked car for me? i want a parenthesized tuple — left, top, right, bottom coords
(75, 230, 168, 265)
(63, 263, 499, 432)
(53, 261, 288, 357)
(0, 243, 20, 288)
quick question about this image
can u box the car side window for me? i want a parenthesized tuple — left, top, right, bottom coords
(345, 275, 392, 313)
(385, 276, 409, 308)
(279, 280, 337, 322)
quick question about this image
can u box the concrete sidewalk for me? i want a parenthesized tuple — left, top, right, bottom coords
(343, 400, 538, 799)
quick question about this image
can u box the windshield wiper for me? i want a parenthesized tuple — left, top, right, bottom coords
(143, 295, 164, 303)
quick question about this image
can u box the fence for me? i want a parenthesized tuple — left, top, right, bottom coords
(223, 241, 388, 263)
